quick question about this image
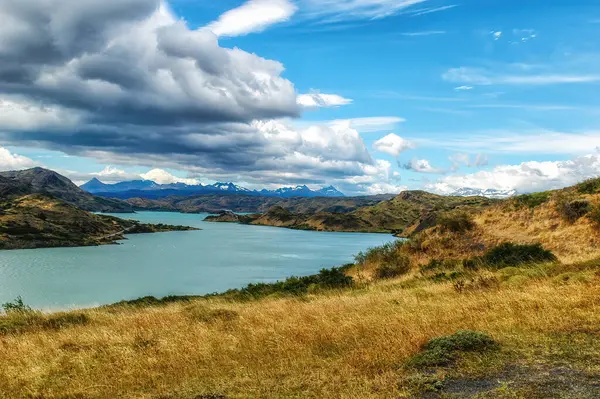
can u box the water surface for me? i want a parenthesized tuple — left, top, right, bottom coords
(0, 212, 392, 310)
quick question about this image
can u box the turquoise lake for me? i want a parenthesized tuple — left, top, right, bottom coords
(0, 212, 393, 310)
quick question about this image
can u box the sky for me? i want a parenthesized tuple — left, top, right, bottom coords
(1, 0, 600, 195)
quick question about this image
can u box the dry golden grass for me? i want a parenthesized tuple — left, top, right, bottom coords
(1, 272, 599, 399)
(402, 194, 600, 266)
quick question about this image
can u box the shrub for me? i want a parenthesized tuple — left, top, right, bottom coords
(406, 330, 498, 368)
(587, 204, 600, 226)
(437, 211, 475, 233)
(2, 296, 32, 314)
(577, 177, 600, 194)
(514, 192, 551, 209)
(479, 243, 557, 268)
(188, 307, 239, 324)
(559, 199, 591, 222)
(356, 241, 411, 279)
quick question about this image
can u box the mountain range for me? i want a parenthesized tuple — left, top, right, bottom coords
(80, 178, 345, 199)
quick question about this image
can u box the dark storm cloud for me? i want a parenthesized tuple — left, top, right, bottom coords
(0, 0, 392, 193)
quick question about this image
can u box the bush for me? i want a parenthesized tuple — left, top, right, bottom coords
(2, 296, 32, 314)
(478, 243, 557, 268)
(559, 199, 591, 222)
(437, 211, 475, 233)
(514, 192, 551, 209)
(587, 204, 600, 226)
(406, 330, 498, 368)
(577, 177, 600, 194)
(355, 241, 411, 279)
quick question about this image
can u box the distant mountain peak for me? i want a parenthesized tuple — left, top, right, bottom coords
(449, 187, 517, 199)
(80, 178, 345, 199)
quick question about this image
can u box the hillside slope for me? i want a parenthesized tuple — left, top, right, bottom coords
(0, 168, 132, 213)
(207, 191, 495, 234)
(395, 179, 600, 264)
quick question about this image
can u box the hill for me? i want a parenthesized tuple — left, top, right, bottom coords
(0, 168, 132, 213)
(0, 194, 197, 250)
(392, 178, 600, 265)
(207, 190, 495, 234)
(127, 193, 395, 214)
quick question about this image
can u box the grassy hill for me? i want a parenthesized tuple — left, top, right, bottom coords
(0, 194, 197, 250)
(207, 190, 495, 234)
(0, 168, 133, 213)
(127, 193, 395, 214)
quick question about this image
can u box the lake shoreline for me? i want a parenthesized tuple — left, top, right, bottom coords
(1, 211, 393, 310)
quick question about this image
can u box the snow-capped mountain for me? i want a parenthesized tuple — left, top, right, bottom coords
(449, 187, 518, 199)
(81, 179, 345, 199)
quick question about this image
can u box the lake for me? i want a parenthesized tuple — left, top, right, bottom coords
(0, 212, 393, 311)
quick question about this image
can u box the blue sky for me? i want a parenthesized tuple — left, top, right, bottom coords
(1, 0, 600, 195)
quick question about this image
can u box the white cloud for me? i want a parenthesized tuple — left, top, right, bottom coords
(140, 169, 200, 185)
(297, 92, 353, 108)
(206, 0, 297, 37)
(402, 158, 445, 174)
(0, 147, 37, 171)
(373, 133, 415, 156)
(410, 5, 457, 16)
(401, 30, 446, 36)
(428, 130, 600, 155)
(329, 116, 405, 133)
(491, 31, 502, 40)
(0, 97, 80, 131)
(454, 85, 473, 91)
(449, 153, 489, 171)
(429, 154, 600, 194)
(443, 67, 600, 86)
(302, 0, 427, 21)
(365, 183, 407, 195)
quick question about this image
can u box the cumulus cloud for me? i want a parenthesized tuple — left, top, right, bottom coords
(365, 183, 407, 195)
(0, 1, 298, 128)
(297, 92, 353, 108)
(429, 154, 600, 194)
(401, 158, 445, 174)
(206, 0, 297, 37)
(140, 168, 200, 185)
(0, 0, 407, 195)
(0, 147, 37, 171)
(373, 134, 414, 156)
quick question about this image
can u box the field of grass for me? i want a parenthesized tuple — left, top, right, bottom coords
(1, 253, 599, 398)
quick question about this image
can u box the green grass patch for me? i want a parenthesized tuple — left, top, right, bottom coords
(406, 330, 499, 369)
(514, 192, 551, 209)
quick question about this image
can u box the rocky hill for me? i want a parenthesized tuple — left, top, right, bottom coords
(0, 168, 132, 213)
(0, 193, 197, 250)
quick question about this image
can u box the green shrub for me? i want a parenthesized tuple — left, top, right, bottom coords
(577, 177, 600, 194)
(406, 330, 498, 368)
(559, 199, 591, 222)
(437, 211, 475, 233)
(587, 204, 600, 226)
(2, 296, 32, 314)
(477, 243, 557, 269)
(356, 241, 411, 279)
(514, 192, 551, 209)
